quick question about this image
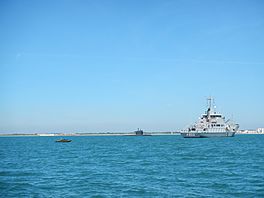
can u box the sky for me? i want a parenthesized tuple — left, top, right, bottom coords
(0, 0, 264, 133)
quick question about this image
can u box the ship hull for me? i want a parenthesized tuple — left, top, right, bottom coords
(181, 132, 235, 138)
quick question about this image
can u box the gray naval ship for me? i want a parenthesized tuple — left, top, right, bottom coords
(181, 98, 239, 138)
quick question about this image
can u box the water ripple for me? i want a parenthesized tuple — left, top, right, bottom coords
(0, 135, 264, 197)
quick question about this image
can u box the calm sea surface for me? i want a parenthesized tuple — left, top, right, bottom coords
(0, 135, 264, 197)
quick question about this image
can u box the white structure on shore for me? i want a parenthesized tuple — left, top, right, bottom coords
(239, 128, 264, 134)
(257, 128, 264, 133)
(37, 133, 55, 136)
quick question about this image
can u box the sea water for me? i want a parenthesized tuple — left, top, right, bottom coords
(0, 135, 264, 197)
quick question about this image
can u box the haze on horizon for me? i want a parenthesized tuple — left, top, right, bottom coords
(1, 0, 264, 133)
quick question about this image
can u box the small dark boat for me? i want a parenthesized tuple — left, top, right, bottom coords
(55, 139, 72, 143)
(134, 128, 152, 136)
(135, 128, 144, 136)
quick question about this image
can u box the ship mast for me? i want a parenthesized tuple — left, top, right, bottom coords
(208, 97, 213, 110)
(207, 97, 213, 114)
(207, 97, 213, 124)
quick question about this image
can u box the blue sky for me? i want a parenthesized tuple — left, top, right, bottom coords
(0, 0, 264, 133)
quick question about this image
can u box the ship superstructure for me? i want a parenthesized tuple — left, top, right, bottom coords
(181, 98, 239, 138)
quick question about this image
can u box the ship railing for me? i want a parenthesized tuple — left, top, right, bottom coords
(181, 128, 227, 133)
(202, 128, 227, 132)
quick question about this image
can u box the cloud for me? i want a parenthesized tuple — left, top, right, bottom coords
(15, 52, 264, 65)
(188, 59, 264, 65)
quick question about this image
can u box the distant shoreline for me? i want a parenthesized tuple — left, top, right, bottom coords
(0, 132, 177, 137)
(0, 131, 263, 137)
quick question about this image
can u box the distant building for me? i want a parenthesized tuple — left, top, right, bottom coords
(257, 128, 264, 133)
(238, 128, 264, 134)
(37, 133, 55, 136)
